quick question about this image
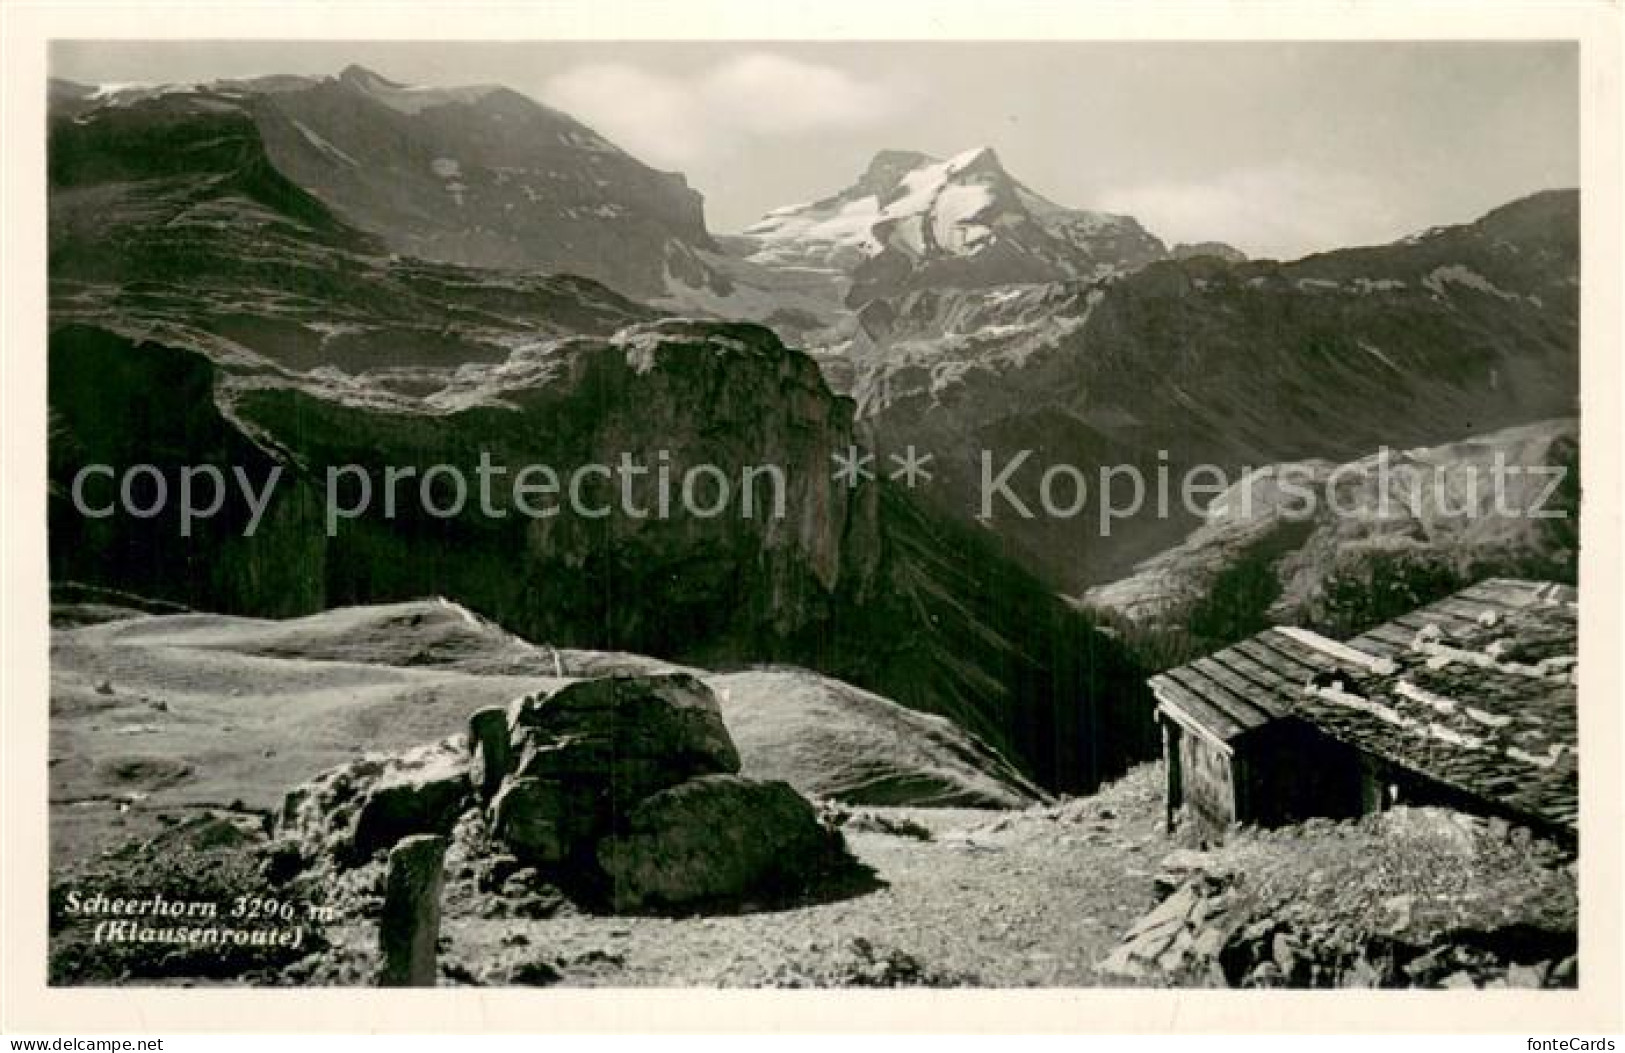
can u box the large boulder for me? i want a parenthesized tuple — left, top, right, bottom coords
(596, 774, 850, 913)
(281, 738, 470, 865)
(278, 674, 861, 919)
(505, 673, 740, 813)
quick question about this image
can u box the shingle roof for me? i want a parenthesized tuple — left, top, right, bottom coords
(1148, 579, 1579, 831)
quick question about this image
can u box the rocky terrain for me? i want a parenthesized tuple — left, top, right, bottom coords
(50, 698, 1575, 990)
(51, 72, 1580, 603)
(48, 88, 656, 374)
(49, 316, 1154, 793)
(1101, 807, 1576, 989)
(1083, 418, 1580, 667)
(49, 85, 1161, 794)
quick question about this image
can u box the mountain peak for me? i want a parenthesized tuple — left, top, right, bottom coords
(946, 145, 1002, 171)
(743, 144, 1168, 291)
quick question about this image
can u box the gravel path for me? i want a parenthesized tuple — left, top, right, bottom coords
(435, 767, 1168, 987)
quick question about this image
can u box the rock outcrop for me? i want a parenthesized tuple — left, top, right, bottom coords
(281, 738, 470, 866)
(503, 673, 741, 814)
(852, 190, 1580, 592)
(47, 80, 1162, 796)
(50, 71, 720, 302)
(1100, 807, 1577, 988)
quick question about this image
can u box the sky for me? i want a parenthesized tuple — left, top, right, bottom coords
(52, 41, 1578, 260)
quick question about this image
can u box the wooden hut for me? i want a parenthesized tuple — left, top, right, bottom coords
(1149, 579, 1578, 842)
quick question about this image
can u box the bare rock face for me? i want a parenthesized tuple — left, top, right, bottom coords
(49, 313, 1156, 797)
(281, 738, 470, 865)
(378, 834, 447, 987)
(596, 774, 849, 913)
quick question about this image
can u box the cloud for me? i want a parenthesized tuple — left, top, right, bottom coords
(1097, 164, 1410, 261)
(540, 52, 915, 169)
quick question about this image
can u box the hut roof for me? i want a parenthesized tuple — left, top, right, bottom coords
(1148, 579, 1578, 831)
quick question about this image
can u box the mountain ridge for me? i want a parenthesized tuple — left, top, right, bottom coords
(51, 68, 722, 301)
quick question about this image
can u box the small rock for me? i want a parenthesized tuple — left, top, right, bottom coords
(1404, 948, 1447, 982)
(1505, 963, 1545, 987)
(1380, 893, 1415, 934)
(1191, 926, 1226, 960)
(1339, 956, 1384, 988)
(1271, 932, 1305, 982)
(94, 679, 114, 695)
(1248, 961, 1285, 988)
(281, 738, 470, 864)
(474, 853, 524, 893)
(1546, 955, 1578, 987)
(506, 958, 563, 986)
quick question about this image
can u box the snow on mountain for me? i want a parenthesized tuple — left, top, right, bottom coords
(739, 147, 1167, 305)
(744, 147, 1007, 271)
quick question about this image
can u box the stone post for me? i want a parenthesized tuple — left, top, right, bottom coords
(378, 833, 447, 987)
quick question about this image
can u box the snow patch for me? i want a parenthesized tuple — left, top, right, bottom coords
(742, 147, 1010, 268)
(1423, 265, 1518, 301)
(1357, 340, 1402, 372)
(292, 120, 359, 167)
